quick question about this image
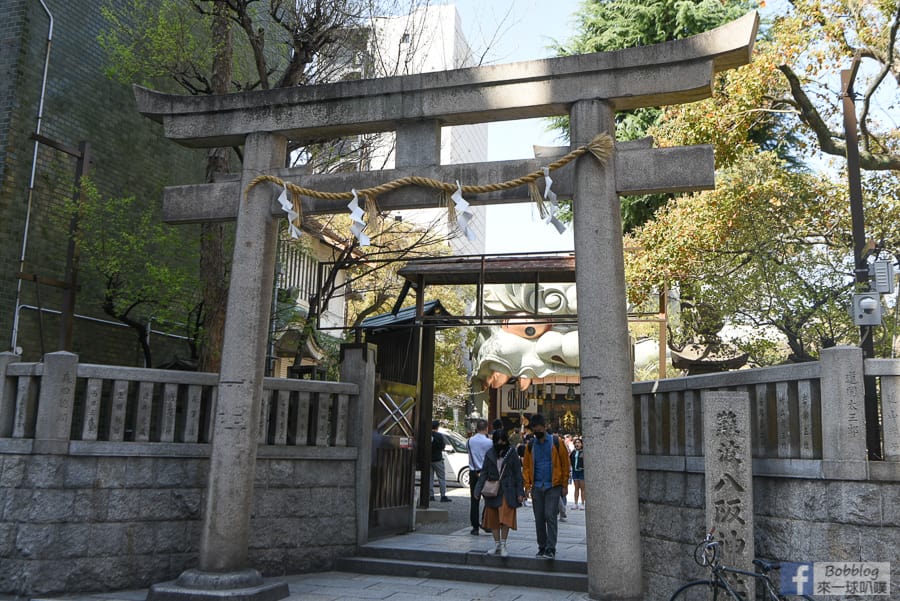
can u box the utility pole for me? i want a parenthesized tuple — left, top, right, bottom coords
(841, 53, 882, 460)
(59, 140, 91, 351)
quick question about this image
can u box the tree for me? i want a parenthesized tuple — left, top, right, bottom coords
(99, 0, 498, 372)
(99, 0, 408, 371)
(624, 1, 900, 364)
(775, 0, 900, 171)
(555, 0, 761, 231)
(626, 151, 884, 363)
(72, 179, 201, 367)
(339, 214, 474, 402)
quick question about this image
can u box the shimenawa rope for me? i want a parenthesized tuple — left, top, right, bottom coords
(243, 132, 614, 234)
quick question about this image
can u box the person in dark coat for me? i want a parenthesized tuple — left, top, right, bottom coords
(474, 428, 525, 557)
(430, 420, 450, 502)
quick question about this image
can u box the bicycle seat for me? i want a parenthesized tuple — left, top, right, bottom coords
(753, 558, 781, 573)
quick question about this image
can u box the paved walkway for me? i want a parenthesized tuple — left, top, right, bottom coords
(391, 486, 588, 562)
(38, 572, 592, 601)
(35, 487, 592, 601)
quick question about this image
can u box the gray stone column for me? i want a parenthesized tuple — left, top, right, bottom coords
(820, 346, 868, 479)
(200, 132, 287, 570)
(340, 343, 377, 547)
(34, 351, 78, 454)
(571, 99, 642, 601)
(0, 351, 21, 437)
(703, 391, 754, 600)
(149, 132, 290, 601)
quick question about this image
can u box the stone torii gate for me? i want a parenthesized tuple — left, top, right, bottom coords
(135, 13, 758, 601)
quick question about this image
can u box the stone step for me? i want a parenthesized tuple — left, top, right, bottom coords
(354, 544, 587, 573)
(336, 549, 588, 592)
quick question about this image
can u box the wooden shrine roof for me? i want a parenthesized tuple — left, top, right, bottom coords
(396, 254, 576, 286)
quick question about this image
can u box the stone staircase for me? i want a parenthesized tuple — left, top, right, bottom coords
(336, 543, 588, 592)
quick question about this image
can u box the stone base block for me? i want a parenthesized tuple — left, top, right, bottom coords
(146, 569, 288, 601)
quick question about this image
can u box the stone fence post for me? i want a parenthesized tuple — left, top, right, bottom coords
(820, 346, 868, 479)
(0, 351, 21, 437)
(34, 351, 78, 454)
(340, 343, 376, 547)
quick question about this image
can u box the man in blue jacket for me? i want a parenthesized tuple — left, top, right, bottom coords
(522, 413, 570, 559)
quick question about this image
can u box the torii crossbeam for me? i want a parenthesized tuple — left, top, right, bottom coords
(135, 12, 758, 601)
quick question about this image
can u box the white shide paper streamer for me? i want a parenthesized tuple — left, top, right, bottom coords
(452, 181, 477, 242)
(278, 184, 302, 239)
(543, 167, 567, 234)
(347, 189, 370, 246)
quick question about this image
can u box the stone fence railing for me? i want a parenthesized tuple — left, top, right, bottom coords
(632, 346, 899, 481)
(633, 361, 822, 459)
(0, 351, 359, 456)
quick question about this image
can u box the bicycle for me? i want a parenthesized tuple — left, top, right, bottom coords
(668, 530, 815, 601)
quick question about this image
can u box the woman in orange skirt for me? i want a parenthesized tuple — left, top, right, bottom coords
(474, 428, 525, 557)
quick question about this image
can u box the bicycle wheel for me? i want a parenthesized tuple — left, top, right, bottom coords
(669, 579, 735, 601)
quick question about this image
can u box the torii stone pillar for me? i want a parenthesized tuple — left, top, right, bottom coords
(198, 133, 286, 569)
(147, 133, 289, 601)
(134, 12, 758, 601)
(572, 100, 642, 599)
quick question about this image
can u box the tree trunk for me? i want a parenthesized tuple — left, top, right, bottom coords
(102, 293, 152, 368)
(197, 1, 233, 373)
(198, 219, 228, 371)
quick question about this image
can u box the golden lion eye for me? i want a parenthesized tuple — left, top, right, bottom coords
(502, 317, 551, 339)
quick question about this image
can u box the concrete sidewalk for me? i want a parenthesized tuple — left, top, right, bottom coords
(36, 571, 592, 601)
(35, 488, 592, 601)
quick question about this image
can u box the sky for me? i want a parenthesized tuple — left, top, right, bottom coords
(444, 0, 583, 253)
(442, 1, 797, 254)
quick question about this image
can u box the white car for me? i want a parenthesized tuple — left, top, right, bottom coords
(439, 428, 471, 488)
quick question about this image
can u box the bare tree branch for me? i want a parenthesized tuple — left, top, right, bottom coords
(778, 64, 900, 171)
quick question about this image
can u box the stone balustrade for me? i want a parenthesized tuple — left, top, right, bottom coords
(3, 346, 897, 475)
(632, 346, 900, 481)
(0, 345, 374, 596)
(0, 351, 358, 455)
(633, 361, 822, 459)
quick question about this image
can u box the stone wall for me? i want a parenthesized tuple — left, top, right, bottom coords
(0, 451, 357, 596)
(639, 469, 900, 601)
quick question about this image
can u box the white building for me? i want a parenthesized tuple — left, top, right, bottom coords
(365, 5, 488, 256)
(272, 5, 488, 377)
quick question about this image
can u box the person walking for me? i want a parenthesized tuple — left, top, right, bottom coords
(522, 413, 570, 559)
(474, 428, 524, 558)
(547, 426, 568, 522)
(467, 419, 494, 535)
(516, 432, 533, 507)
(570, 437, 585, 509)
(430, 420, 451, 502)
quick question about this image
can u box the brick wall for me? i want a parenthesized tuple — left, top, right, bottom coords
(0, 0, 29, 347)
(0, 0, 26, 188)
(0, 0, 205, 365)
(0, 452, 357, 595)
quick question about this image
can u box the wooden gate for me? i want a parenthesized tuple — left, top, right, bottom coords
(368, 381, 417, 537)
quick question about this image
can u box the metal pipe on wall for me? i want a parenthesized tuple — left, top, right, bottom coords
(17, 305, 193, 341)
(10, 0, 54, 353)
